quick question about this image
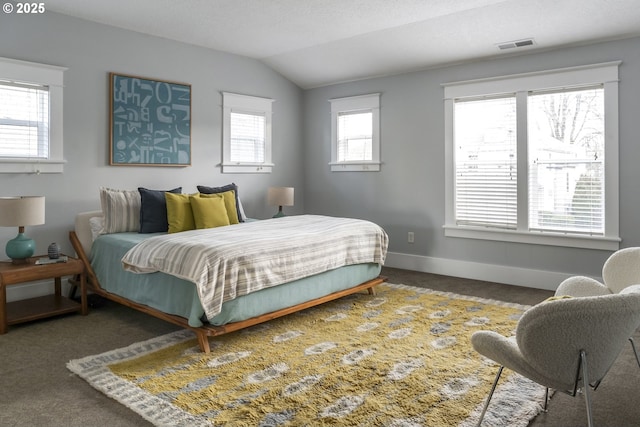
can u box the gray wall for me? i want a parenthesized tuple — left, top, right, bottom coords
(3, 10, 640, 290)
(0, 12, 304, 259)
(303, 37, 640, 280)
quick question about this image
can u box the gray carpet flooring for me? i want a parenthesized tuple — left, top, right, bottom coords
(1, 267, 638, 426)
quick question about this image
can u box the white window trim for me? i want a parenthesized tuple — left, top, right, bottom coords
(329, 93, 381, 172)
(0, 57, 66, 174)
(222, 92, 274, 174)
(443, 61, 621, 250)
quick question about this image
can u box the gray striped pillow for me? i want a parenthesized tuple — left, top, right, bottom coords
(99, 187, 141, 234)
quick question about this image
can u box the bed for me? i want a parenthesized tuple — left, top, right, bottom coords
(70, 196, 388, 353)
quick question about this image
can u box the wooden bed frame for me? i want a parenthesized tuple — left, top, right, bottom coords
(69, 230, 386, 353)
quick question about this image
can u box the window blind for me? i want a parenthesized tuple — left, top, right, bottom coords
(337, 110, 372, 162)
(229, 111, 265, 163)
(0, 81, 49, 158)
(527, 86, 605, 234)
(454, 96, 517, 229)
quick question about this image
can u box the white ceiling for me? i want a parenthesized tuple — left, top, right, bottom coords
(45, 0, 640, 89)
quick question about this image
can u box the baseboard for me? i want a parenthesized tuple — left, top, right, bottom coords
(6, 255, 590, 300)
(384, 252, 597, 291)
(5, 277, 75, 303)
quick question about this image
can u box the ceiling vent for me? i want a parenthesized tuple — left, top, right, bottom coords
(497, 38, 536, 50)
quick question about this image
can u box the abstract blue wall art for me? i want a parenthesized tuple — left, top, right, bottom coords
(109, 73, 191, 166)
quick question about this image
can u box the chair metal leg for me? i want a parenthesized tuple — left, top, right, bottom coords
(476, 366, 504, 427)
(630, 338, 640, 369)
(580, 350, 594, 427)
(543, 387, 549, 412)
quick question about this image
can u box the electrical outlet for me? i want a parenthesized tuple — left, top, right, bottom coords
(408, 231, 415, 243)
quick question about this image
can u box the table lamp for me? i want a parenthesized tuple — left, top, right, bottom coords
(267, 187, 294, 218)
(0, 196, 45, 264)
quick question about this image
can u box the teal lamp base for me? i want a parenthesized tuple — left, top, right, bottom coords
(6, 230, 36, 264)
(272, 206, 286, 218)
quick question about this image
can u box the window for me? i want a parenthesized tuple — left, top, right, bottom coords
(528, 87, 605, 234)
(230, 112, 266, 163)
(0, 83, 49, 158)
(444, 62, 620, 250)
(0, 57, 66, 173)
(329, 93, 380, 171)
(454, 96, 517, 229)
(222, 92, 274, 173)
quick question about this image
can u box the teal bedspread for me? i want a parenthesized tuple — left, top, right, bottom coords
(90, 232, 381, 327)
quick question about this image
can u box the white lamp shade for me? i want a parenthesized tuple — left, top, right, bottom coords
(267, 187, 294, 207)
(0, 196, 45, 227)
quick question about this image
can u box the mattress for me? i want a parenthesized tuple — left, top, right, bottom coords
(90, 232, 382, 327)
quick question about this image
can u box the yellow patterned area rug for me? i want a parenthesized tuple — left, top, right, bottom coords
(67, 284, 547, 427)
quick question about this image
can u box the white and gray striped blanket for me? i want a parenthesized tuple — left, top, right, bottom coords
(122, 215, 388, 320)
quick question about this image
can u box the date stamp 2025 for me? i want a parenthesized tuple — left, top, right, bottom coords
(3, 2, 46, 14)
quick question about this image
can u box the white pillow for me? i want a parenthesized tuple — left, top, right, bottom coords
(99, 187, 141, 234)
(89, 216, 105, 240)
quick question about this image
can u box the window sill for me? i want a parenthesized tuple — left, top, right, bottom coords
(221, 162, 273, 174)
(443, 224, 620, 251)
(329, 162, 381, 172)
(0, 159, 65, 174)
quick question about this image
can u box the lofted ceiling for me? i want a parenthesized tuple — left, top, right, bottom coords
(45, 0, 640, 89)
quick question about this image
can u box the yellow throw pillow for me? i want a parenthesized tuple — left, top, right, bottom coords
(190, 194, 231, 229)
(165, 192, 196, 233)
(200, 190, 239, 224)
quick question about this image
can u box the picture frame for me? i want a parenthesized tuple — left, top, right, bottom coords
(109, 72, 191, 166)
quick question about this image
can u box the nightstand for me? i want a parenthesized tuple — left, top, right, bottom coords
(0, 255, 87, 334)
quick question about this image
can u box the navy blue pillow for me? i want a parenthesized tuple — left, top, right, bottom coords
(138, 187, 182, 233)
(197, 183, 243, 222)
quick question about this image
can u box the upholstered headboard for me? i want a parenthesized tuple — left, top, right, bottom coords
(74, 210, 103, 256)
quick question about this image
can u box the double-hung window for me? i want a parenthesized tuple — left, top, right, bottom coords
(444, 62, 620, 250)
(222, 92, 274, 173)
(0, 57, 66, 173)
(329, 93, 381, 171)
